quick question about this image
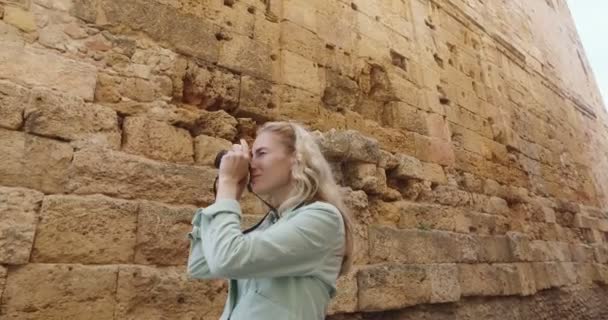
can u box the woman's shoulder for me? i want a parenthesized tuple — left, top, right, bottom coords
(298, 200, 339, 213)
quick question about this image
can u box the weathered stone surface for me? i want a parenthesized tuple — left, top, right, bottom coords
(1, 264, 118, 319)
(390, 153, 447, 184)
(369, 226, 479, 263)
(397, 201, 470, 233)
(24, 88, 120, 148)
(68, 147, 216, 206)
(122, 116, 194, 163)
(358, 263, 460, 311)
(193, 134, 232, 167)
(115, 265, 226, 320)
(459, 263, 536, 297)
(281, 49, 322, 95)
(316, 129, 381, 164)
(192, 110, 238, 141)
(0, 186, 44, 264)
(76, 0, 221, 63)
(134, 201, 195, 266)
(173, 59, 240, 112)
(328, 267, 359, 315)
(0, 80, 29, 130)
(0, 265, 6, 303)
(0, 43, 97, 101)
(31, 195, 138, 264)
(342, 162, 386, 194)
(0, 128, 73, 193)
(3, 6, 36, 32)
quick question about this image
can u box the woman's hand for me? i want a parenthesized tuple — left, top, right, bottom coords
(216, 139, 250, 201)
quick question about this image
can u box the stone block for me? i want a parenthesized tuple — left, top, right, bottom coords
(397, 201, 470, 233)
(316, 129, 381, 164)
(192, 110, 239, 141)
(592, 244, 608, 264)
(68, 147, 216, 206)
(369, 226, 479, 263)
(327, 267, 358, 315)
(414, 133, 455, 166)
(0, 43, 97, 101)
(459, 263, 535, 297)
(0, 129, 73, 193)
(90, 0, 221, 63)
(1, 264, 118, 319)
(478, 235, 513, 263)
(135, 201, 196, 266)
(382, 101, 427, 134)
(3, 6, 36, 32)
(31, 195, 138, 264)
(570, 244, 595, 263)
(342, 162, 387, 195)
(219, 34, 273, 80)
(281, 49, 323, 95)
(0, 186, 44, 264)
(122, 116, 194, 163)
(0, 265, 6, 303)
(465, 211, 510, 235)
(358, 263, 460, 311)
(237, 75, 278, 120)
(24, 88, 120, 148)
(507, 231, 534, 262)
(115, 265, 227, 319)
(0, 80, 28, 129)
(193, 134, 232, 167)
(280, 20, 322, 62)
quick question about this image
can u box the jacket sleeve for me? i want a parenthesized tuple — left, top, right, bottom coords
(195, 199, 344, 279)
(186, 208, 217, 279)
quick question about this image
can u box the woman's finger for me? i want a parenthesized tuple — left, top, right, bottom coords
(241, 139, 250, 158)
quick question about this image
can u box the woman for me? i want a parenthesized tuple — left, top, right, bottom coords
(187, 121, 354, 320)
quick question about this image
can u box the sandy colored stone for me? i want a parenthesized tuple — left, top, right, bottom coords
(80, 0, 221, 63)
(459, 263, 536, 297)
(192, 110, 238, 141)
(193, 134, 232, 167)
(68, 147, 216, 206)
(3, 6, 36, 32)
(343, 162, 386, 195)
(0, 186, 44, 264)
(0, 128, 73, 193)
(237, 75, 278, 120)
(219, 34, 273, 80)
(317, 129, 381, 164)
(1, 263, 118, 319)
(397, 201, 470, 233)
(369, 226, 479, 264)
(0, 265, 6, 303)
(31, 194, 138, 264)
(358, 263, 460, 311)
(0, 43, 97, 101)
(414, 133, 455, 166)
(382, 101, 427, 134)
(24, 87, 120, 147)
(122, 116, 194, 163)
(115, 265, 226, 320)
(135, 201, 196, 266)
(281, 49, 322, 95)
(0, 80, 29, 130)
(327, 267, 359, 315)
(173, 59, 240, 112)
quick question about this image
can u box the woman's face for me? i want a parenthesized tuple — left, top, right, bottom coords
(250, 131, 294, 195)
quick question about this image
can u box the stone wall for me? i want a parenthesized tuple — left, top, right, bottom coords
(1, 0, 608, 319)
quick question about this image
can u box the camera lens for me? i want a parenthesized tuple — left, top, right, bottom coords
(214, 150, 228, 169)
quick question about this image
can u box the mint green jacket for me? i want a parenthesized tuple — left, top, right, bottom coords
(187, 199, 345, 320)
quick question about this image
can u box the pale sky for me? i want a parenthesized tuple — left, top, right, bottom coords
(566, 0, 608, 108)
